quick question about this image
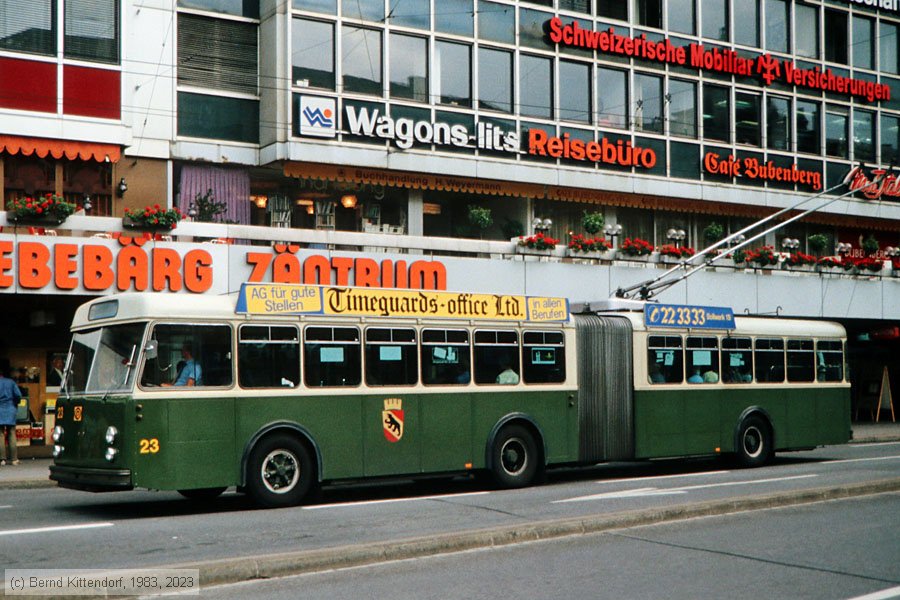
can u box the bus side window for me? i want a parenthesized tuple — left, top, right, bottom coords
(647, 335, 683, 384)
(721, 337, 752, 383)
(421, 329, 470, 385)
(816, 340, 844, 382)
(686, 336, 719, 383)
(754, 338, 785, 383)
(238, 325, 300, 388)
(143, 323, 233, 387)
(787, 339, 815, 382)
(365, 328, 417, 386)
(304, 326, 361, 387)
(522, 331, 565, 383)
(474, 330, 519, 385)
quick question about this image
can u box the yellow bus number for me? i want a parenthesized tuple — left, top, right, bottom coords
(139, 438, 160, 454)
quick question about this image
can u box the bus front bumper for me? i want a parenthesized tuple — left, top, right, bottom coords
(49, 465, 133, 492)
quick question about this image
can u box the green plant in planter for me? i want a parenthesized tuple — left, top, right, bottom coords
(501, 218, 524, 239)
(807, 233, 829, 254)
(581, 211, 605, 235)
(862, 234, 879, 256)
(467, 205, 493, 236)
(702, 222, 725, 246)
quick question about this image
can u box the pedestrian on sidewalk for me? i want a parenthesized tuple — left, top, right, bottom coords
(0, 366, 21, 466)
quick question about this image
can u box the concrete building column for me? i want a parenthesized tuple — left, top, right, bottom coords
(407, 188, 424, 236)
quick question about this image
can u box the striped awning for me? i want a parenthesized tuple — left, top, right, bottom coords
(0, 134, 121, 163)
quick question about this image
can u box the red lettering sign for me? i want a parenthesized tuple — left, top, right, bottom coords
(702, 152, 822, 190)
(529, 129, 656, 168)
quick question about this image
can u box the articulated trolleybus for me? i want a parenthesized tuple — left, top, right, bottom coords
(50, 285, 850, 507)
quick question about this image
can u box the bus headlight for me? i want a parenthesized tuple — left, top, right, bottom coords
(52, 426, 64, 443)
(104, 447, 118, 462)
(105, 426, 118, 445)
(52, 445, 64, 458)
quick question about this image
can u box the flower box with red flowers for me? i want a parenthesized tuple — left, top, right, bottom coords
(123, 205, 183, 231)
(854, 257, 884, 273)
(5, 194, 76, 225)
(619, 237, 654, 257)
(745, 246, 778, 267)
(816, 256, 842, 270)
(659, 244, 696, 260)
(567, 234, 612, 254)
(518, 232, 559, 251)
(783, 252, 817, 267)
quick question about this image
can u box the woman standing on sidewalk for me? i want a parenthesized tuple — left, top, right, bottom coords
(0, 366, 21, 466)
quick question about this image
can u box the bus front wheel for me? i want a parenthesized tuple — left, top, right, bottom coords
(247, 434, 315, 508)
(490, 424, 540, 489)
(736, 415, 773, 468)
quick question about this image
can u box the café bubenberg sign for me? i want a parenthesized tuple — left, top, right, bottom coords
(344, 105, 657, 169)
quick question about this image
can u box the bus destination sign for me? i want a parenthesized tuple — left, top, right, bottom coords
(236, 284, 570, 322)
(645, 304, 735, 330)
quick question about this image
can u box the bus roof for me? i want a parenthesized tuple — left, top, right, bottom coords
(72, 293, 240, 329)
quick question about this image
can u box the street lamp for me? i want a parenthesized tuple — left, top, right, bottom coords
(666, 228, 686, 248)
(836, 242, 853, 259)
(603, 223, 623, 248)
(782, 237, 800, 252)
(188, 202, 198, 220)
(82, 194, 92, 213)
(532, 217, 552, 235)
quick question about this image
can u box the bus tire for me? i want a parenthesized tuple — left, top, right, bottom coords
(735, 415, 772, 468)
(177, 487, 227, 501)
(490, 424, 540, 489)
(247, 433, 315, 508)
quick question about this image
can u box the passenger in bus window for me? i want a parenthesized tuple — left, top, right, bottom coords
(496, 359, 519, 384)
(163, 343, 202, 387)
(702, 368, 719, 383)
(687, 369, 704, 383)
(649, 362, 666, 383)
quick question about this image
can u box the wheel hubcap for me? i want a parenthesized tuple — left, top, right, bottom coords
(743, 426, 763, 458)
(261, 449, 300, 494)
(500, 438, 527, 476)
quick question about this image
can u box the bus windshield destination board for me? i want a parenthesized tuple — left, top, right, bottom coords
(235, 284, 570, 322)
(644, 303, 736, 330)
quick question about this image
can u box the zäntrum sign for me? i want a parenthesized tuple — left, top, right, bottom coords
(236, 284, 570, 322)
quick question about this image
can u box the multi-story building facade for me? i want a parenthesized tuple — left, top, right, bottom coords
(1, 0, 899, 439)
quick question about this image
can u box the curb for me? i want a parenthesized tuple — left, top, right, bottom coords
(178, 477, 900, 591)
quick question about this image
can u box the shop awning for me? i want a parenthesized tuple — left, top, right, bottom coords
(0, 134, 121, 163)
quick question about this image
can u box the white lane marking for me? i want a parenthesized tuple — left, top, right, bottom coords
(828, 455, 900, 465)
(303, 491, 490, 511)
(0, 505, 12, 509)
(554, 474, 818, 503)
(849, 442, 900, 448)
(591, 470, 730, 485)
(845, 585, 900, 600)
(0, 522, 114, 537)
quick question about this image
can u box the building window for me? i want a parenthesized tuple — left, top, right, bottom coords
(436, 41, 471, 107)
(854, 110, 875, 163)
(703, 84, 730, 143)
(0, 0, 55, 56)
(702, 0, 727, 41)
(880, 22, 899, 75)
(178, 13, 258, 94)
(478, 47, 512, 113)
(767, 95, 790, 150)
(65, 0, 120, 64)
(435, 0, 473, 36)
(853, 16, 874, 70)
(598, 0, 627, 21)
(597, 67, 628, 129)
(177, 92, 259, 143)
(293, 0, 337, 15)
(668, 0, 694, 35)
(796, 100, 820, 155)
(560, 0, 590, 14)
(826, 108, 848, 158)
(520, 54, 552, 119)
(559, 60, 591, 123)
(669, 79, 696, 138)
(292, 18, 334, 90)
(735, 92, 760, 146)
(390, 34, 427, 102)
(342, 0, 382, 21)
(794, 3, 817, 60)
(882, 115, 900, 164)
(824, 9, 847, 65)
(388, 0, 429, 29)
(765, 0, 788, 53)
(734, 0, 758, 47)
(520, 8, 551, 49)
(342, 26, 382, 96)
(634, 73, 663, 134)
(636, 0, 662, 29)
(478, 0, 515, 44)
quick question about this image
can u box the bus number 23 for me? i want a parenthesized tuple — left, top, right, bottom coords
(139, 439, 160, 454)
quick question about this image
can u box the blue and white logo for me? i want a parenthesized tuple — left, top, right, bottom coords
(299, 96, 336, 138)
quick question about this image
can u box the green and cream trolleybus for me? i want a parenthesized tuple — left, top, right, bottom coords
(49, 285, 851, 507)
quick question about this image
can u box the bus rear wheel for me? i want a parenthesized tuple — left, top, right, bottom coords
(490, 424, 540, 489)
(247, 434, 315, 508)
(736, 415, 773, 468)
(177, 487, 227, 501)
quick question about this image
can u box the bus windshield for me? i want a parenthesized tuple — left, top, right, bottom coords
(65, 323, 146, 395)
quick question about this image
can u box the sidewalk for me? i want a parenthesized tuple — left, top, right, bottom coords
(1, 422, 897, 491)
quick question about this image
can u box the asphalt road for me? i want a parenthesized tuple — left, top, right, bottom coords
(2, 442, 899, 576)
(205, 493, 900, 600)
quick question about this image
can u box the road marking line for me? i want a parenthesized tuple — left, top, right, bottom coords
(0, 522, 114, 537)
(592, 470, 730, 485)
(303, 491, 490, 510)
(0, 505, 12, 509)
(849, 442, 900, 448)
(828, 455, 900, 465)
(554, 474, 818, 503)
(845, 585, 900, 600)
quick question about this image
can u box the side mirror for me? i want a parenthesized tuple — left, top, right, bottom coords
(144, 340, 158, 360)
